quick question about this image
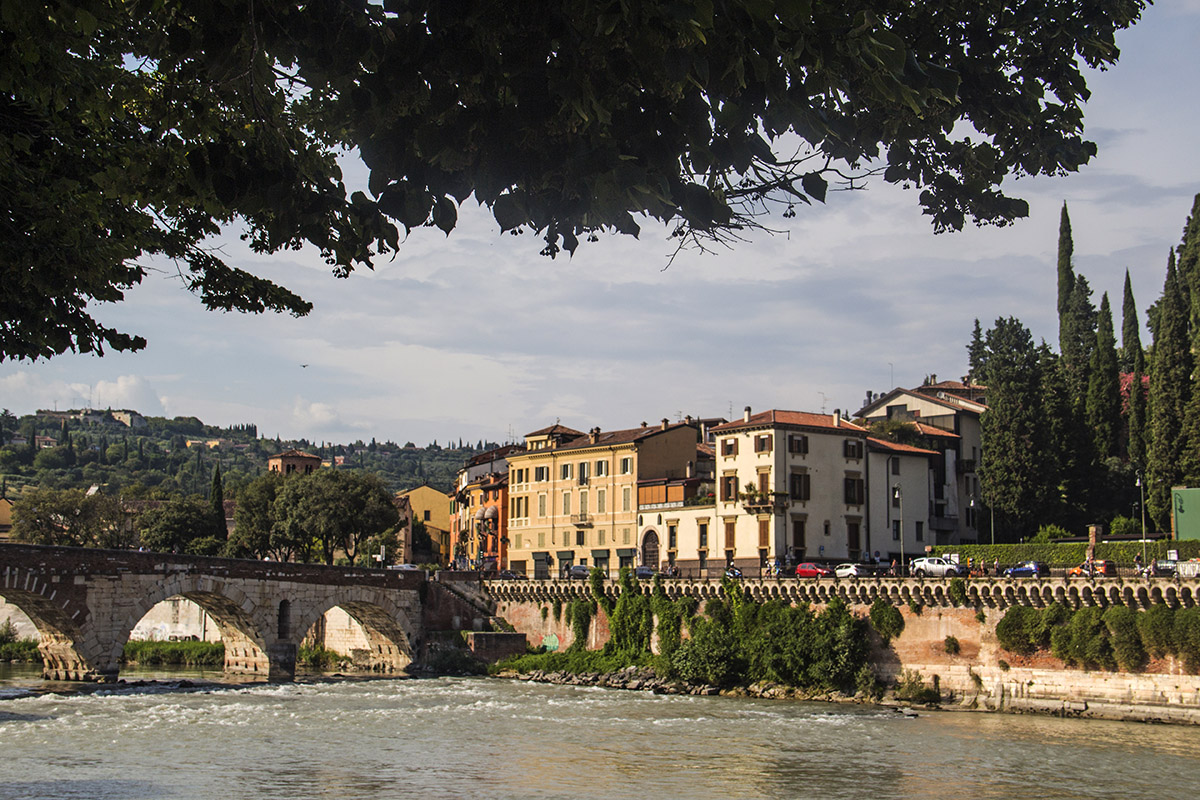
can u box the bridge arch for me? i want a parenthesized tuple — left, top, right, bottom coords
(0, 571, 96, 680)
(115, 574, 272, 680)
(291, 587, 417, 674)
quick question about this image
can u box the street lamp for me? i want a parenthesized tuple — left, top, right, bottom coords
(1137, 472, 1147, 569)
(893, 483, 904, 577)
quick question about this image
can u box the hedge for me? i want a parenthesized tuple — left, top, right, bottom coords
(931, 541, 1200, 568)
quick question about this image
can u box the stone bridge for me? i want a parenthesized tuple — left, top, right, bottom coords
(485, 573, 1200, 611)
(0, 543, 477, 682)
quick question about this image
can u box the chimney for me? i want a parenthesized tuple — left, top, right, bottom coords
(930, 373, 937, 384)
(589, 427, 599, 444)
(743, 405, 751, 423)
(661, 418, 669, 431)
(641, 421, 648, 428)
(833, 410, 840, 427)
(685, 415, 693, 425)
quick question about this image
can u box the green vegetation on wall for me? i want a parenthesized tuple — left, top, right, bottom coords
(932, 541, 1200, 567)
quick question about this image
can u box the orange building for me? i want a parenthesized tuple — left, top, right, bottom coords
(267, 449, 321, 476)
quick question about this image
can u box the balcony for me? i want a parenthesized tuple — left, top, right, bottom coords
(740, 491, 790, 513)
(956, 459, 977, 475)
(570, 513, 593, 527)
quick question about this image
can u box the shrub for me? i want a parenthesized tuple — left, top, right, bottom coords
(975, 609, 987, 624)
(1107, 515, 1139, 537)
(1136, 604, 1175, 658)
(995, 606, 1042, 654)
(893, 669, 940, 704)
(947, 578, 967, 607)
(1102, 606, 1146, 672)
(998, 659, 1010, 671)
(855, 664, 882, 700)
(297, 643, 344, 671)
(944, 635, 961, 655)
(1051, 607, 1114, 670)
(121, 640, 224, 666)
(869, 598, 904, 642)
(1174, 608, 1200, 673)
(907, 597, 923, 615)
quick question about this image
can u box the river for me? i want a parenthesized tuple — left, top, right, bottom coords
(1, 665, 1199, 800)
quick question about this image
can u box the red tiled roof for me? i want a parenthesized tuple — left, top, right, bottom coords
(271, 449, 320, 460)
(867, 437, 940, 456)
(710, 410, 865, 434)
(911, 421, 960, 439)
(524, 423, 585, 438)
(554, 422, 696, 452)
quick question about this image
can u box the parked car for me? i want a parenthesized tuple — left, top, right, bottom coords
(794, 562, 834, 578)
(634, 565, 656, 579)
(566, 564, 591, 579)
(1067, 559, 1117, 578)
(1143, 559, 1178, 578)
(834, 563, 872, 578)
(387, 564, 421, 571)
(909, 556, 967, 578)
(496, 569, 523, 580)
(1004, 561, 1050, 579)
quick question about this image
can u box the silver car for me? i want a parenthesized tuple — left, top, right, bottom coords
(910, 556, 967, 578)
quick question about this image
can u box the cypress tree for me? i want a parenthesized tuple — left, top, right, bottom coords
(1057, 202, 1075, 353)
(1061, 275, 1098, 406)
(1176, 192, 1200, 340)
(1128, 367, 1148, 468)
(1120, 269, 1145, 374)
(979, 318, 1046, 539)
(1086, 293, 1121, 459)
(211, 464, 226, 539)
(1037, 344, 1069, 526)
(967, 318, 987, 384)
(1146, 254, 1193, 529)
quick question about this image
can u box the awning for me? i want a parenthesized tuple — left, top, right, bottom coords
(591, 549, 610, 560)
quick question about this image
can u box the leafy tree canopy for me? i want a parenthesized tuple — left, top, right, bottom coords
(1, 0, 1146, 360)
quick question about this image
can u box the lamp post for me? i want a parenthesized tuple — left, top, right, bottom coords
(1137, 472, 1147, 568)
(893, 483, 904, 577)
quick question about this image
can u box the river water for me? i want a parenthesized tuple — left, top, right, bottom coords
(2, 665, 1199, 800)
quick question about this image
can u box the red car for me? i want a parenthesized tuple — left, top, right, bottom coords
(794, 562, 833, 578)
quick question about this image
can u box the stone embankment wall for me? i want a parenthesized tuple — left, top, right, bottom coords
(486, 575, 1200, 723)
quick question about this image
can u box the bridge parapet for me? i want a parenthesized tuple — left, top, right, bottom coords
(483, 575, 1200, 611)
(0, 543, 424, 682)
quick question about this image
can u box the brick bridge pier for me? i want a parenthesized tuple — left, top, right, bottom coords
(0, 544, 465, 682)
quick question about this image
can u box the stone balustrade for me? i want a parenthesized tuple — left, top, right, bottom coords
(483, 574, 1200, 611)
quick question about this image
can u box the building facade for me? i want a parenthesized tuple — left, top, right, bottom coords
(505, 420, 699, 578)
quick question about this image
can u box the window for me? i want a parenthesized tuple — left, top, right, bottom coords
(595, 460, 609, 477)
(758, 519, 770, 548)
(576, 530, 586, 546)
(535, 466, 549, 482)
(538, 494, 546, 517)
(725, 519, 736, 550)
(622, 487, 631, 512)
(538, 532, 545, 547)
(892, 520, 901, 541)
(423, 510, 431, 522)
(699, 552, 708, 571)
(579, 490, 588, 515)
(844, 476, 865, 505)
(789, 472, 811, 501)
(843, 439, 864, 459)
(824, 520, 831, 537)
(620, 457, 632, 474)
(668, 524, 677, 549)
(720, 474, 739, 502)
(578, 461, 590, 481)
(561, 463, 573, 480)
(597, 489, 606, 514)
(757, 471, 769, 493)
(699, 521, 708, 548)
(513, 534, 522, 550)
(847, 521, 861, 552)
(916, 521, 924, 541)
(599, 530, 606, 545)
(622, 527, 630, 544)
(754, 433, 773, 453)
(791, 519, 806, 550)
(788, 434, 809, 454)
(721, 438, 739, 456)
(562, 492, 571, 515)
(891, 458, 900, 476)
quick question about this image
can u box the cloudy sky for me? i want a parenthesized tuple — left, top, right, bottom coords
(4, 5, 1199, 447)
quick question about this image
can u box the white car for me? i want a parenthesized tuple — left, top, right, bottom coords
(909, 556, 967, 578)
(834, 563, 871, 578)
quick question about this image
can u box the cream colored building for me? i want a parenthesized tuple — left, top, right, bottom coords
(505, 420, 699, 578)
(855, 384, 985, 544)
(702, 407, 871, 571)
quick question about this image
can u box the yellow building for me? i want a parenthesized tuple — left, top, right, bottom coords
(505, 420, 699, 579)
(397, 485, 453, 564)
(0, 497, 12, 541)
(267, 449, 321, 475)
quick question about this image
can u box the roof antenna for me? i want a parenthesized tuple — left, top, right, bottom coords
(818, 392, 828, 414)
